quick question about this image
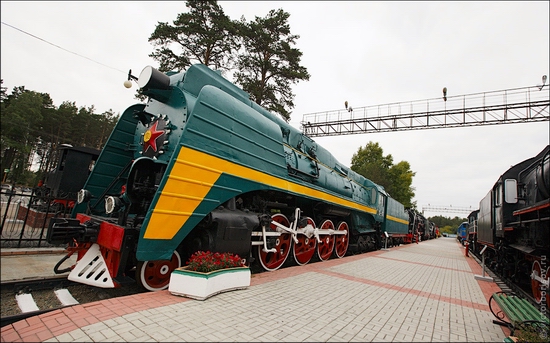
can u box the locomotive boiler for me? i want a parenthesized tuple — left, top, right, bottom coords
(474, 145, 549, 307)
(47, 64, 411, 291)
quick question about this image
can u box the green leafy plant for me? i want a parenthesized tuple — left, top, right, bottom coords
(185, 251, 244, 273)
(514, 322, 549, 343)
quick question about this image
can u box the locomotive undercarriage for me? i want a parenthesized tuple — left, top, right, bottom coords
(468, 195, 550, 309)
(471, 238, 550, 310)
(349, 232, 378, 253)
(224, 191, 351, 270)
(386, 236, 406, 247)
(49, 186, 379, 291)
(178, 190, 380, 275)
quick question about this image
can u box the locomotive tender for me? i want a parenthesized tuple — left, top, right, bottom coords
(470, 145, 549, 307)
(47, 64, 416, 291)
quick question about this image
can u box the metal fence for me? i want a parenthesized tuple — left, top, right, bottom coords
(1, 187, 72, 248)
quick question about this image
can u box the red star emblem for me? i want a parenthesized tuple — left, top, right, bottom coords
(143, 121, 164, 153)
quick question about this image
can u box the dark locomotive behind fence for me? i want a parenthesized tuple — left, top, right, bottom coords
(1, 145, 100, 248)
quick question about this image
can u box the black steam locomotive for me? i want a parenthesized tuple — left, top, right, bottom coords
(469, 145, 549, 307)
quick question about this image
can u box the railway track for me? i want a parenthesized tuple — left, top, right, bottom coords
(1, 276, 74, 327)
(1, 276, 146, 327)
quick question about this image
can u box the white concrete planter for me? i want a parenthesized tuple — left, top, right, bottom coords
(169, 267, 250, 300)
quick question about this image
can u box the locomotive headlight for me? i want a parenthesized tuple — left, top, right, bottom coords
(77, 189, 92, 204)
(124, 69, 139, 89)
(138, 66, 170, 90)
(105, 196, 123, 214)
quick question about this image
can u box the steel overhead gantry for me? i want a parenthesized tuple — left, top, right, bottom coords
(421, 206, 474, 215)
(301, 85, 549, 137)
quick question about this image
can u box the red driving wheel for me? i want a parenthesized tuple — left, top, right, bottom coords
(292, 217, 317, 265)
(136, 251, 181, 291)
(334, 221, 349, 258)
(257, 214, 291, 271)
(317, 220, 335, 261)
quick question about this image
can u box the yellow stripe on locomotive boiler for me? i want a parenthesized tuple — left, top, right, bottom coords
(47, 64, 414, 291)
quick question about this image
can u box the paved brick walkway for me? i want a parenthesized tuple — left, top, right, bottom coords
(1, 238, 507, 342)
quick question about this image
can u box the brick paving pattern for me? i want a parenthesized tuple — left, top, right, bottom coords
(1, 238, 508, 342)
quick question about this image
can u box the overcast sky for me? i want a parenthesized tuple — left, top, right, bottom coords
(2, 1, 549, 219)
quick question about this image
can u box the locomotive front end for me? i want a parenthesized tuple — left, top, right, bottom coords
(48, 64, 279, 290)
(47, 66, 191, 290)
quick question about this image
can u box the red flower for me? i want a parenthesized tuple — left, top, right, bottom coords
(185, 251, 245, 273)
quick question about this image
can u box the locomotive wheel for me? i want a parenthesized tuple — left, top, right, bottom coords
(356, 236, 367, 253)
(257, 213, 291, 271)
(334, 221, 349, 258)
(292, 217, 317, 265)
(136, 251, 182, 291)
(530, 261, 550, 306)
(317, 220, 335, 261)
(530, 260, 544, 303)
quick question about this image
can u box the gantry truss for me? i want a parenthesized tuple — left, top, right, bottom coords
(301, 85, 549, 137)
(421, 206, 475, 215)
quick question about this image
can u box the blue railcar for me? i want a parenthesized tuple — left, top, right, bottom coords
(456, 222, 468, 245)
